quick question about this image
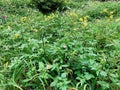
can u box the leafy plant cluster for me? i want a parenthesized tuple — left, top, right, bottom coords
(0, 0, 120, 90)
(77, 1, 120, 19)
(30, 0, 69, 14)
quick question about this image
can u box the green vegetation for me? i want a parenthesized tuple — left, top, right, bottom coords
(0, 0, 120, 90)
(30, 0, 68, 14)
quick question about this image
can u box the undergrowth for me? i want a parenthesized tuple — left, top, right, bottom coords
(0, 0, 120, 90)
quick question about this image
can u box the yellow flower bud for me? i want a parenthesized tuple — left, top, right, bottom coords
(109, 15, 113, 19)
(14, 33, 20, 39)
(115, 18, 120, 22)
(79, 18, 83, 22)
(103, 9, 108, 13)
(84, 16, 89, 20)
(97, 19, 101, 23)
(21, 17, 27, 22)
(5, 62, 9, 67)
(110, 11, 114, 15)
(83, 21, 88, 27)
(33, 29, 38, 32)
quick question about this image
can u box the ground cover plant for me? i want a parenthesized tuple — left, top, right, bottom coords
(0, 0, 120, 90)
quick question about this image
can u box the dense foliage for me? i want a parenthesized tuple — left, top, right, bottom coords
(0, 0, 120, 90)
(30, 0, 68, 14)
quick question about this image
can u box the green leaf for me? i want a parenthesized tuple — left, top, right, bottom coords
(97, 81, 109, 89)
(61, 86, 67, 90)
(84, 72, 94, 80)
(38, 62, 45, 71)
(100, 71, 107, 77)
(61, 73, 67, 78)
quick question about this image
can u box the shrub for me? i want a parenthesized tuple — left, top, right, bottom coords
(30, 0, 68, 14)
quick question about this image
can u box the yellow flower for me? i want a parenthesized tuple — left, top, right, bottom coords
(100, 59, 106, 64)
(0, 25, 3, 28)
(71, 13, 78, 17)
(33, 29, 38, 32)
(79, 18, 83, 22)
(73, 28, 77, 31)
(103, 9, 108, 13)
(115, 18, 120, 22)
(110, 11, 114, 15)
(21, 17, 27, 22)
(45, 13, 55, 20)
(7, 26, 11, 30)
(109, 15, 113, 19)
(96, 19, 101, 23)
(72, 50, 77, 55)
(5, 62, 9, 67)
(47, 16, 52, 20)
(83, 21, 88, 27)
(14, 33, 20, 38)
(107, 19, 110, 22)
(84, 15, 89, 20)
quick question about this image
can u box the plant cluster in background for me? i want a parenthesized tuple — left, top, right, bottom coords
(0, 0, 120, 90)
(30, 0, 70, 14)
